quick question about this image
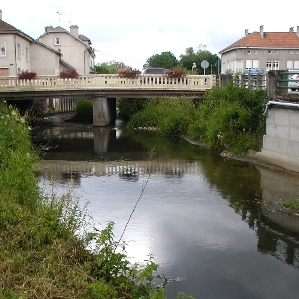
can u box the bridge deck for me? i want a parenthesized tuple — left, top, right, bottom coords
(0, 74, 216, 99)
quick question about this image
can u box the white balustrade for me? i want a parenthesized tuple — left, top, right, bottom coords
(0, 74, 216, 92)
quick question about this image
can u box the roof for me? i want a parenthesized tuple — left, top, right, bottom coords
(79, 34, 91, 45)
(0, 19, 34, 41)
(31, 39, 62, 55)
(39, 26, 94, 54)
(220, 31, 299, 54)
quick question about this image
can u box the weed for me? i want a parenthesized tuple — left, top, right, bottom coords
(281, 198, 299, 212)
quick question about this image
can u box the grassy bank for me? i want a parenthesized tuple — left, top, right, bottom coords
(1, 101, 186, 299)
(119, 84, 268, 155)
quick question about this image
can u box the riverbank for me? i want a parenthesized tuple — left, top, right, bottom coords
(0, 103, 170, 299)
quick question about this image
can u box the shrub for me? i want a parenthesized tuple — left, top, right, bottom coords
(166, 67, 186, 78)
(119, 68, 141, 78)
(187, 84, 268, 153)
(60, 68, 79, 78)
(18, 70, 37, 80)
(117, 98, 150, 122)
(75, 98, 93, 121)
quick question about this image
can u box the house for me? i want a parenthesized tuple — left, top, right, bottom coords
(219, 25, 299, 74)
(0, 10, 34, 76)
(38, 25, 95, 75)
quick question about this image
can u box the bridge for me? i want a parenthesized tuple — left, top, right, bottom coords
(0, 74, 216, 126)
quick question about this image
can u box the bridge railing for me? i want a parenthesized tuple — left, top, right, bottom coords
(0, 74, 216, 92)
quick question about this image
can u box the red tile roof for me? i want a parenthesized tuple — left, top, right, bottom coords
(220, 31, 299, 53)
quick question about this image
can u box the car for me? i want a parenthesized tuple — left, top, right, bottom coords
(289, 74, 299, 91)
(142, 67, 168, 74)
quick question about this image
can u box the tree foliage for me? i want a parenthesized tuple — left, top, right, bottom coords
(146, 51, 178, 69)
(179, 46, 220, 75)
(92, 61, 129, 74)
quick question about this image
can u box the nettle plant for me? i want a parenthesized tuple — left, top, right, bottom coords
(60, 68, 79, 78)
(119, 68, 141, 79)
(18, 70, 37, 80)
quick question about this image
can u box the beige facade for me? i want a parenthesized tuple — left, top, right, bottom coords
(39, 25, 95, 75)
(0, 13, 33, 76)
(0, 9, 95, 77)
(219, 26, 299, 74)
(30, 41, 63, 76)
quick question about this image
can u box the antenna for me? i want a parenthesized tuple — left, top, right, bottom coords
(49, 6, 70, 25)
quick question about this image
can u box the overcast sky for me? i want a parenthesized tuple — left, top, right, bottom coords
(1, 1, 298, 70)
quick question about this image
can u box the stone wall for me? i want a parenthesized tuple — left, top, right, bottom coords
(255, 102, 299, 172)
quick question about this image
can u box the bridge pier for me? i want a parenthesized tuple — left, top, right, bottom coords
(93, 97, 116, 126)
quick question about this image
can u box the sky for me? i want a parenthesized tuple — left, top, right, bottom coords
(1, 1, 298, 70)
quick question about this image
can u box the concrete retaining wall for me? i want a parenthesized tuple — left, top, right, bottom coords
(255, 102, 299, 172)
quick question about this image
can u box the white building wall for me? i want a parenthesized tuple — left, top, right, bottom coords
(255, 106, 299, 172)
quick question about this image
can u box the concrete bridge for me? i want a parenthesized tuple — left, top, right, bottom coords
(0, 73, 216, 126)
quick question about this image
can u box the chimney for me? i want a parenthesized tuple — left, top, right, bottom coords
(0, 9, 2, 20)
(259, 25, 264, 38)
(70, 25, 79, 37)
(289, 27, 294, 32)
(45, 26, 53, 33)
(245, 29, 249, 36)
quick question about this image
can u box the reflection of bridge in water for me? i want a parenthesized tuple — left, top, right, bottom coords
(36, 159, 203, 180)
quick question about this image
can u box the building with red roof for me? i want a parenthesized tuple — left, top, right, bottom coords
(219, 25, 299, 74)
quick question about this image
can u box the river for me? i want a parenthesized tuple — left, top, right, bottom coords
(33, 113, 299, 299)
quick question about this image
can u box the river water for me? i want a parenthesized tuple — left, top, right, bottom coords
(33, 113, 299, 299)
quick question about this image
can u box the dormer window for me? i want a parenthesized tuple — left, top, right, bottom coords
(55, 37, 61, 45)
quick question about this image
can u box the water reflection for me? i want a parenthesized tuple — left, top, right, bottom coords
(34, 115, 299, 299)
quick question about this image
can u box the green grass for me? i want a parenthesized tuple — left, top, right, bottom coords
(281, 198, 299, 212)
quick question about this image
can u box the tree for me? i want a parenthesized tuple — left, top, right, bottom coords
(179, 47, 220, 75)
(146, 51, 178, 69)
(92, 61, 130, 74)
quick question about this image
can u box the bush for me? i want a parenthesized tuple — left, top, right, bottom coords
(75, 98, 93, 121)
(187, 84, 268, 153)
(18, 70, 37, 80)
(117, 98, 150, 122)
(0, 101, 39, 207)
(127, 98, 194, 137)
(60, 68, 79, 78)
(166, 67, 186, 78)
(119, 68, 141, 78)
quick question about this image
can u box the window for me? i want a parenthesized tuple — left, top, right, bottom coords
(273, 61, 279, 70)
(247, 50, 251, 54)
(287, 61, 299, 70)
(266, 60, 279, 71)
(245, 60, 259, 71)
(254, 50, 258, 54)
(296, 51, 299, 55)
(55, 37, 60, 45)
(25, 47, 29, 60)
(287, 60, 293, 70)
(289, 50, 293, 54)
(268, 50, 272, 54)
(0, 41, 6, 56)
(17, 43, 21, 58)
(275, 50, 279, 54)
